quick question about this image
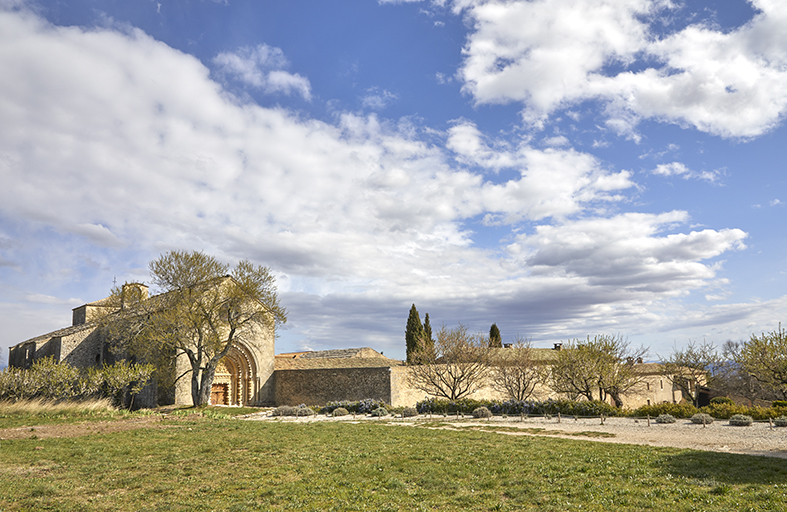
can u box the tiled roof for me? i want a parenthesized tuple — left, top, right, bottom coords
(12, 322, 96, 348)
(275, 356, 404, 370)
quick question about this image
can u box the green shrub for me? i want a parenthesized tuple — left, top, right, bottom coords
(710, 396, 735, 405)
(402, 407, 418, 418)
(295, 405, 315, 417)
(0, 358, 153, 407)
(332, 407, 349, 417)
(774, 416, 787, 427)
(690, 413, 714, 425)
(415, 397, 624, 417)
(370, 407, 388, 417)
(272, 405, 297, 416)
(655, 414, 676, 424)
(472, 406, 492, 419)
(633, 402, 698, 419)
(729, 414, 753, 426)
(319, 399, 389, 415)
(773, 400, 787, 408)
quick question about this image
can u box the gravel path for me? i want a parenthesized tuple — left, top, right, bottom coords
(246, 413, 787, 459)
(460, 416, 787, 459)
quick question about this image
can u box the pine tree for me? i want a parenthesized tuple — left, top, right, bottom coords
(406, 304, 425, 364)
(489, 323, 502, 348)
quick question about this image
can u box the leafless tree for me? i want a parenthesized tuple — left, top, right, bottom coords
(550, 335, 647, 407)
(407, 324, 491, 401)
(489, 336, 543, 401)
(660, 339, 720, 407)
(732, 325, 787, 400)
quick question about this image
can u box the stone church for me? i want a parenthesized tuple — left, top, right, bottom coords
(8, 285, 688, 409)
(7, 282, 275, 408)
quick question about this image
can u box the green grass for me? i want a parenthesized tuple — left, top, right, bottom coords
(1, 415, 786, 511)
(0, 399, 139, 429)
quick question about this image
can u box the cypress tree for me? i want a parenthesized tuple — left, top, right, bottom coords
(489, 323, 502, 348)
(423, 313, 434, 350)
(405, 304, 425, 364)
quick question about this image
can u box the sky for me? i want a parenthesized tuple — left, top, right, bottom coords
(1, 0, 786, 364)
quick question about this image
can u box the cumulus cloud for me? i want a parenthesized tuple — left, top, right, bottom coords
(0, 6, 755, 355)
(362, 87, 398, 110)
(521, 212, 747, 293)
(457, 0, 787, 138)
(213, 44, 312, 100)
(650, 162, 721, 183)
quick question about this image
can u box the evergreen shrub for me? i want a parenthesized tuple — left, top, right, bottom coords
(774, 416, 787, 427)
(690, 413, 714, 425)
(473, 406, 492, 419)
(272, 405, 297, 416)
(655, 414, 676, 424)
(728, 414, 753, 426)
(332, 407, 349, 417)
(402, 407, 418, 418)
(415, 397, 621, 417)
(370, 407, 388, 417)
(710, 396, 735, 405)
(633, 403, 698, 419)
(319, 399, 388, 415)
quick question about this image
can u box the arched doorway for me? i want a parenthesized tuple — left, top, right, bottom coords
(210, 341, 258, 406)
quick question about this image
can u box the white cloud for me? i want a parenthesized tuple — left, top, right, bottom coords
(0, 6, 761, 357)
(650, 162, 720, 183)
(521, 212, 747, 293)
(457, 0, 787, 138)
(213, 44, 311, 100)
(770, 199, 783, 206)
(361, 87, 398, 110)
(25, 294, 83, 306)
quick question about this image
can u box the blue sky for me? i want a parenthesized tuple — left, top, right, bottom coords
(1, 0, 786, 363)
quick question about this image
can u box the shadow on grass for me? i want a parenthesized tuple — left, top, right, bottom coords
(658, 450, 787, 485)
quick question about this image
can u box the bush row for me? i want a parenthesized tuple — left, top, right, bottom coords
(0, 357, 154, 407)
(318, 399, 389, 415)
(415, 397, 624, 417)
(633, 402, 787, 420)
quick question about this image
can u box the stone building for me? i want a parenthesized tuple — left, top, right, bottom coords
(8, 285, 691, 409)
(7, 281, 275, 408)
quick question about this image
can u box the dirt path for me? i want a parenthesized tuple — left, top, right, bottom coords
(0, 415, 167, 440)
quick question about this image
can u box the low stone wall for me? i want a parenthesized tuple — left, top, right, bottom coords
(273, 367, 392, 406)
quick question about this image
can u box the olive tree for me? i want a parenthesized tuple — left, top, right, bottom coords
(407, 324, 491, 400)
(106, 250, 287, 406)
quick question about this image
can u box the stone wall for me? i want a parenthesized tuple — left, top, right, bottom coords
(274, 367, 392, 406)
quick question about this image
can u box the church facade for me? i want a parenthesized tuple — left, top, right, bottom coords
(7, 282, 275, 408)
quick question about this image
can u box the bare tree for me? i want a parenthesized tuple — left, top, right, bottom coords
(550, 335, 647, 407)
(489, 336, 543, 401)
(105, 251, 287, 406)
(407, 324, 491, 401)
(660, 340, 719, 407)
(733, 325, 787, 400)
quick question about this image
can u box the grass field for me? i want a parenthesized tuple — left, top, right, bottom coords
(1, 410, 786, 511)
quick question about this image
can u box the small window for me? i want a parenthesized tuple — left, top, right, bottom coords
(660, 379, 663, 389)
(95, 354, 101, 363)
(647, 400, 651, 406)
(646, 382, 650, 391)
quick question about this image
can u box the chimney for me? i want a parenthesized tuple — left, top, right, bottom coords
(553, 343, 562, 351)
